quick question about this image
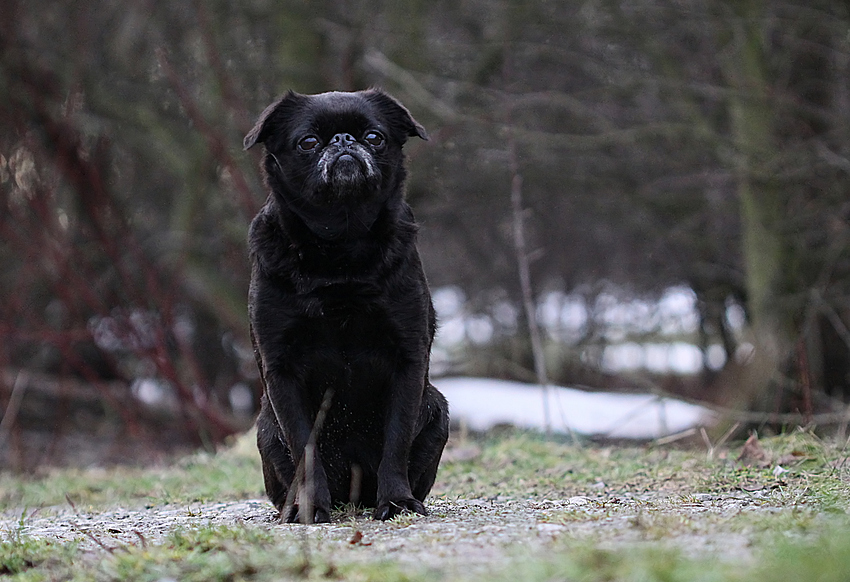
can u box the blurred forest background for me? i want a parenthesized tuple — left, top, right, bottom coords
(2, 0, 850, 469)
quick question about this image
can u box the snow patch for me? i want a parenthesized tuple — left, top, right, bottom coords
(436, 376, 713, 439)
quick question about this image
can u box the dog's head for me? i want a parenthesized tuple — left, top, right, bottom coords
(244, 89, 427, 239)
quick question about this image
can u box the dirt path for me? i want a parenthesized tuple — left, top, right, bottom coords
(4, 432, 844, 579)
(4, 489, 782, 576)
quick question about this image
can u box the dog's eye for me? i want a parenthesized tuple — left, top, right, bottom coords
(364, 131, 385, 148)
(297, 136, 320, 152)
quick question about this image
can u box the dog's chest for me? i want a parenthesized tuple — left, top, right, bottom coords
(292, 284, 402, 392)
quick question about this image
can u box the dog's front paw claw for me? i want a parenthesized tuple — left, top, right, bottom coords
(282, 504, 332, 524)
(373, 498, 427, 521)
(313, 507, 332, 523)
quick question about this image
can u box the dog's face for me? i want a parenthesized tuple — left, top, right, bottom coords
(245, 89, 427, 239)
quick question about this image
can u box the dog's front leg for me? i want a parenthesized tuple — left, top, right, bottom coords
(374, 362, 427, 520)
(264, 369, 334, 524)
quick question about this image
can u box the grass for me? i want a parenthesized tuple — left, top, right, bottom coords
(0, 432, 265, 511)
(494, 523, 850, 582)
(0, 427, 849, 581)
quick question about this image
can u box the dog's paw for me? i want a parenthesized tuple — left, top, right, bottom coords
(281, 504, 332, 524)
(373, 497, 427, 521)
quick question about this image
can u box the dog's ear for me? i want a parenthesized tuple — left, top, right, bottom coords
(243, 91, 304, 150)
(363, 89, 428, 143)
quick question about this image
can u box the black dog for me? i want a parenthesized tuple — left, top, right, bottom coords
(244, 89, 449, 523)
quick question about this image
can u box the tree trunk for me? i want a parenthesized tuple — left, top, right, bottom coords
(719, 0, 796, 410)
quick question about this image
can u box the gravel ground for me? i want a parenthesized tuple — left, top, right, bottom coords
(2, 490, 782, 576)
(5, 431, 842, 578)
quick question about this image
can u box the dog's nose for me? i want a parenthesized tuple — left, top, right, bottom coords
(330, 133, 356, 147)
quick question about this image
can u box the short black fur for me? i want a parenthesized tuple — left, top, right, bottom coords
(245, 89, 449, 523)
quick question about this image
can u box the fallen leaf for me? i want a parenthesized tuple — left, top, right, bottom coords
(349, 530, 371, 546)
(737, 434, 769, 467)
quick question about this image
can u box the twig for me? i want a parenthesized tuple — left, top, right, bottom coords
(714, 422, 742, 451)
(796, 339, 813, 425)
(507, 134, 552, 437)
(156, 48, 258, 219)
(830, 435, 850, 478)
(268, 387, 335, 577)
(69, 521, 116, 554)
(601, 395, 666, 438)
(64, 492, 118, 552)
(279, 387, 336, 525)
(0, 372, 27, 454)
(191, 0, 252, 132)
(362, 50, 461, 122)
(653, 427, 699, 446)
(700, 427, 713, 460)
(700, 422, 741, 461)
(814, 291, 850, 354)
(600, 367, 850, 428)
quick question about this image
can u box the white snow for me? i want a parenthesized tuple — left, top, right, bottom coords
(430, 285, 739, 377)
(435, 376, 714, 439)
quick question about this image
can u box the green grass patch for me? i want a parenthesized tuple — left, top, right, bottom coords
(94, 525, 298, 582)
(437, 429, 850, 507)
(498, 522, 850, 582)
(1, 427, 849, 581)
(0, 432, 265, 512)
(0, 536, 77, 579)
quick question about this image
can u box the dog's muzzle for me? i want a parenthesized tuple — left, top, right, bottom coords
(318, 144, 378, 187)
